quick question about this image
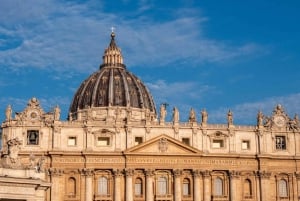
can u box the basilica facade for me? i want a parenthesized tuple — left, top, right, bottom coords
(1, 32, 300, 201)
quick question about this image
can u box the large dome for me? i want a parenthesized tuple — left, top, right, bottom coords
(69, 32, 156, 120)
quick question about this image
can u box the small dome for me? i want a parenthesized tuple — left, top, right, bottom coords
(69, 32, 156, 117)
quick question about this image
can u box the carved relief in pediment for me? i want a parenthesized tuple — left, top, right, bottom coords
(124, 134, 201, 155)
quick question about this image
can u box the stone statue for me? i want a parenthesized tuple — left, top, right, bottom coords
(288, 116, 299, 131)
(160, 104, 167, 123)
(3, 137, 22, 168)
(36, 155, 46, 172)
(227, 110, 233, 125)
(189, 108, 196, 122)
(172, 107, 179, 123)
(201, 109, 208, 124)
(257, 110, 264, 126)
(5, 104, 12, 121)
(264, 116, 272, 128)
(54, 105, 60, 121)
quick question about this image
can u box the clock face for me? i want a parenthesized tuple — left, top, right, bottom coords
(29, 111, 38, 120)
(274, 115, 286, 127)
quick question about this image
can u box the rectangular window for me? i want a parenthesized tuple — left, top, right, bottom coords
(182, 138, 190, 146)
(212, 139, 224, 148)
(135, 183, 142, 196)
(27, 130, 39, 145)
(242, 140, 250, 150)
(275, 136, 286, 150)
(97, 137, 110, 146)
(135, 137, 143, 145)
(68, 137, 77, 146)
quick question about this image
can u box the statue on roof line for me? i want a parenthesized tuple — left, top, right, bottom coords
(172, 107, 179, 123)
(5, 104, 12, 121)
(227, 110, 233, 125)
(160, 104, 167, 123)
(54, 105, 60, 121)
(288, 114, 300, 131)
(201, 109, 208, 125)
(257, 110, 264, 127)
(189, 108, 196, 123)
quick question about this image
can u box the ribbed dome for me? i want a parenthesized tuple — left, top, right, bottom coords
(69, 32, 156, 118)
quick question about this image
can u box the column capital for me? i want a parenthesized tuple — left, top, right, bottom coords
(201, 170, 211, 177)
(81, 168, 94, 177)
(258, 170, 271, 179)
(48, 168, 63, 176)
(193, 169, 202, 178)
(173, 169, 182, 177)
(145, 169, 155, 177)
(113, 169, 124, 177)
(125, 168, 134, 177)
(229, 170, 240, 179)
(295, 172, 300, 180)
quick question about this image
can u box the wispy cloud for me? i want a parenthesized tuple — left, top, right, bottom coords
(0, 0, 264, 74)
(209, 93, 300, 124)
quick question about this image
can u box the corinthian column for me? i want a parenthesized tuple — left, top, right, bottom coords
(145, 169, 155, 201)
(229, 171, 240, 201)
(84, 168, 93, 201)
(259, 171, 271, 201)
(125, 169, 134, 201)
(174, 169, 182, 201)
(114, 169, 123, 201)
(202, 170, 211, 201)
(49, 168, 63, 201)
(193, 170, 201, 201)
(295, 172, 300, 200)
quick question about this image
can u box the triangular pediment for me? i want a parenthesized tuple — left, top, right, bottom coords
(124, 134, 202, 155)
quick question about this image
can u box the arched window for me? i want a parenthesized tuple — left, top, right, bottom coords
(214, 177, 223, 196)
(244, 179, 252, 197)
(68, 177, 76, 196)
(279, 179, 288, 197)
(98, 176, 108, 195)
(183, 178, 191, 196)
(135, 178, 143, 196)
(157, 176, 167, 195)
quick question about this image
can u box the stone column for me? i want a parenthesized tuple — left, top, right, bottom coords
(84, 168, 93, 201)
(114, 169, 123, 201)
(145, 169, 155, 201)
(193, 170, 201, 201)
(259, 171, 271, 201)
(173, 169, 182, 201)
(125, 169, 134, 201)
(49, 168, 63, 201)
(80, 169, 86, 201)
(202, 170, 211, 201)
(229, 171, 240, 201)
(295, 172, 300, 200)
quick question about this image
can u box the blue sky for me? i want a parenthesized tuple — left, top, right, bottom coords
(0, 0, 300, 125)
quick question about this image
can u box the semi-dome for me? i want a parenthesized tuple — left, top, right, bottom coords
(69, 32, 156, 120)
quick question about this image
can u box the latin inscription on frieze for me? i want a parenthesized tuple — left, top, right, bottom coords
(87, 157, 124, 164)
(53, 158, 84, 163)
(127, 157, 256, 166)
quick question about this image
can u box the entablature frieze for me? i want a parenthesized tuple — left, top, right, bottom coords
(125, 156, 257, 168)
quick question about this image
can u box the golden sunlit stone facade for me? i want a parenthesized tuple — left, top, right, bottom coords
(1, 33, 300, 201)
